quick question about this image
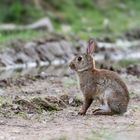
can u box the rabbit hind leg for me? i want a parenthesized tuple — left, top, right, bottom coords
(93, 99, 114, 115)
(108, 98, 127, 114)
(93, 109, 114, 115)
(108, 91, 128, 114)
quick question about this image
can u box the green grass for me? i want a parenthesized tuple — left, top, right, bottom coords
(0, 30, 46, 43)
(118, 59, 140, 67)
(49, 0, 140, 39)
(1, 0, 140, 48)
(0, 0, 45, 24)
(0, 30, 48, 49)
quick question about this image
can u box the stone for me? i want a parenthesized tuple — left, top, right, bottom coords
(14, 52, 32, 64)
(126, 64, 140, 77)
(24, 42, 40, 61)
(0, 49, 15, 67)
(46, 42, 64, 57)
(36, 44, 55, 62)
(0, 17, 54, 32)
(27, 17, 54, 31)
(59, 40, 73, 59)
(9, 39, 25, 52)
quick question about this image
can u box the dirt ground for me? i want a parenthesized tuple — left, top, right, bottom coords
(0, 73, 140, 140)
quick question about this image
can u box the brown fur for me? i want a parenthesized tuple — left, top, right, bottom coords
(69, 40, 129, 115)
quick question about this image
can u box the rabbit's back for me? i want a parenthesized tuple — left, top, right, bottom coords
(97, 69, 129, 99)
(79, 69, 129, 105)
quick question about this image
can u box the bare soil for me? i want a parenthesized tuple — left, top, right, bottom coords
(0, 74, 140, 140)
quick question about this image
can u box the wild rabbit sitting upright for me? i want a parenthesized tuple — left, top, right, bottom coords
(69, 39, 129, 115)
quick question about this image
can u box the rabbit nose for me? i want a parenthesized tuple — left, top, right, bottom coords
(69, 62, 75, 69)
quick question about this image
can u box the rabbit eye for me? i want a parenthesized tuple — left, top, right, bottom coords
(77, 56, 82, 62)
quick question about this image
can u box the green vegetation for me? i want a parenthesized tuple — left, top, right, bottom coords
(0, 0, 45, 23)
(118, 59, 140, 67)
(0, 0, 140, 41)
(51, 0, 140, 39)
(0, 30, 46, 47)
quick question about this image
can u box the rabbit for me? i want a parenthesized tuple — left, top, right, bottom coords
(69, 39, 129, 115)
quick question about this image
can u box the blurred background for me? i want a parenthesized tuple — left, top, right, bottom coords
(0, 1, 140, 140)
(0, 0, 140, 76)
(0, 0, 140, 37)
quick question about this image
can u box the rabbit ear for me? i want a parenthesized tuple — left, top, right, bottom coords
(86, 38, 96, 55)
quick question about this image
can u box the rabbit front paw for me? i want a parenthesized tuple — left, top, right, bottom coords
(78, 109, 86, 115)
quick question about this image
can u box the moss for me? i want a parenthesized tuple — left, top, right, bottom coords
(118, 59, 140, 67)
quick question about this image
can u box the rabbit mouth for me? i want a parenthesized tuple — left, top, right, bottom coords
(69, 62, 76, 70)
